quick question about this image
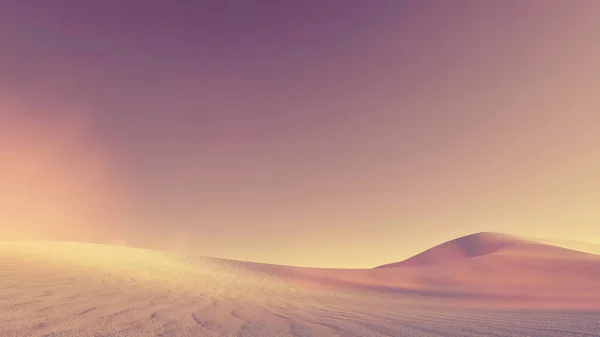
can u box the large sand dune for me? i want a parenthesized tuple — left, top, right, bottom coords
(1, 233, 599, 336)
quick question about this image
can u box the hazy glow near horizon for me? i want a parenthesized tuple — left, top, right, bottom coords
(1, 1, 599, 267)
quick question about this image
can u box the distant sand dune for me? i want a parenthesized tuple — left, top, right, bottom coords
(376, 232, 599, 267)
(1, 233, 599, 336)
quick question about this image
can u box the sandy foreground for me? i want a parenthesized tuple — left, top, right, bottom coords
(1, 233, 599, 337)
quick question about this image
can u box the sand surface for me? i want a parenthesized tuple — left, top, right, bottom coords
(1, 233, 600, 336)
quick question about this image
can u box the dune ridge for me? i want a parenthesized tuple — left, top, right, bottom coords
(1, 233, 599, 336)
(376, 232, 600, 268)
(376, 232, 524, 268)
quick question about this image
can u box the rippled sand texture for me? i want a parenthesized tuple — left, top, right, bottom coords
(1, 233, 599, 337)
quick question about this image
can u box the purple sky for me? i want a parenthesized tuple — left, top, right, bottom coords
(2, 1, 600, 267)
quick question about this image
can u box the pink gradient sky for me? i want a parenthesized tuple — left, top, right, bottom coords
(1, 1, 599, 267)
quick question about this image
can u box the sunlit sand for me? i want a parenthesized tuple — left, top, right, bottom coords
(1, 232, 599, 336)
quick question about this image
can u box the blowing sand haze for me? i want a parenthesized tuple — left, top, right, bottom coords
(1, 233, 599, 336)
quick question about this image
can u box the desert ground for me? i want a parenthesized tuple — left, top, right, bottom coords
(1, 232, 599, 337)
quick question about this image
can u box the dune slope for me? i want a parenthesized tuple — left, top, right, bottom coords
(376, 232, 524, 268)
(376, 232, 600, 268)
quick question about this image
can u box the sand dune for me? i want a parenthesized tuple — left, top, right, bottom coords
(1, 233, 599, 336)
(376, 232, 527, 268)
(376, 232, 600, 268)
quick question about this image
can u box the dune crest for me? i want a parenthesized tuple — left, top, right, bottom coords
(375, 232, 598, 268)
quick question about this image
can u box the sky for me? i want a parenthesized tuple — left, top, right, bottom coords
(1, 0, 600, 268)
